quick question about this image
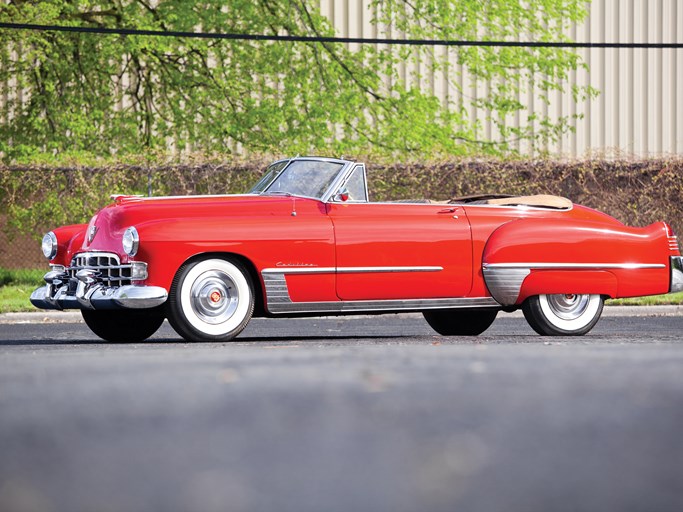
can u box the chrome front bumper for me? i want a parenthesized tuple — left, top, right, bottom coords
(30, 281, 168, 311)
(671, 256, 683, 293)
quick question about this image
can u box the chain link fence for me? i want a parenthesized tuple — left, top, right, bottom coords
(0, 160, 270, 270)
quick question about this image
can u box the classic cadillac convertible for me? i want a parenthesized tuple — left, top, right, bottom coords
(31, 157, 682, 342)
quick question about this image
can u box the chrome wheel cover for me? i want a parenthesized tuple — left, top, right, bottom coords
(545, 294, 591, 321)
(179, 259, 252, 336)
(538, 293, 602, 331)
(189, 270, 239, 325)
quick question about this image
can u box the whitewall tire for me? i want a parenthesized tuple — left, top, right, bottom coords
(167, 257, 254, 342)
(522, 294, 604, 336)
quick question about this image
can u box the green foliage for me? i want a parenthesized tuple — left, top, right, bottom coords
(0, 285, 33, 313)
(0, 268, 44, 313)
(370, 0, 596, 151)
(366, 157, 683, 237)
(0, 159, 269, 235)
(0, 267, 44, 287)
(2, 157, 682, 241)
(0, 166, 152, 233)
(0, 0, 591, 161)
(606, 293, 683, 306)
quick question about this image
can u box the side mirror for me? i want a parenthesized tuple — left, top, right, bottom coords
(334, 189, 350, 202)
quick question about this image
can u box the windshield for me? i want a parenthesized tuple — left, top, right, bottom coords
(250, 160, 289, 194)
(251, 160, 345, 200)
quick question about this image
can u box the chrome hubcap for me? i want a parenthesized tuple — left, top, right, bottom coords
(190, 270, 239, 325)
(546, 294, 590, 321)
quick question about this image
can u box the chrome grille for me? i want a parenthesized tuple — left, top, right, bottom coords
(69, 252, 133, 287)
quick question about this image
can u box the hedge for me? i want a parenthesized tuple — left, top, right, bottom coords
(1, 157, 682, 240)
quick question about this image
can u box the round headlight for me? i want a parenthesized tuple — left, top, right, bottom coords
(122, 227, 140, 257)
(41, 232, 58, 259)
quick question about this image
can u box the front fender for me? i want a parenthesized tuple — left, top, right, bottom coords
(50, 224, 88, 266)
(482, 218, 671, 305)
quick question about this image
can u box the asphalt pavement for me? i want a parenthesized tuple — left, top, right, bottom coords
(0, 310, 682, 512)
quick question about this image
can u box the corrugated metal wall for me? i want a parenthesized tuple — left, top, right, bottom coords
(320, 0, 683, 158)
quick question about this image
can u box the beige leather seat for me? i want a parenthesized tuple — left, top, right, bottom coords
(486, 194, 572, 209)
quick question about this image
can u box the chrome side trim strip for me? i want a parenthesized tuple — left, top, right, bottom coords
(337, 266, 443, 273)
(261, 266, 491, 314)
(262, 266, 443, 275)
(267, 296, 499, 314)
(483, 262, 666, 270)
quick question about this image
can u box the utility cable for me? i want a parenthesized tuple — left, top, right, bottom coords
(0, 22, 682, 48)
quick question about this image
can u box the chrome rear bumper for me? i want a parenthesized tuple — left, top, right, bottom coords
(671, 256, 683, 293)
(30, 282, 167, 311)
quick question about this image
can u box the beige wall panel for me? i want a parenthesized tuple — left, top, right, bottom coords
(618, 0, 634, 154)
(322, 0, 682, 158)
(602, 0, 615, 151)
(647, 0, 659, 154)
(669, 1, 679, 153)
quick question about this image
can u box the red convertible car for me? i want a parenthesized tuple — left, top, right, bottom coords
(31, 157, 682, 342)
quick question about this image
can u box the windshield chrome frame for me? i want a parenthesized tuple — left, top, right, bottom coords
(320, 159, 357, 203)
(254, 157, 356, 202)
(249, 157, 294, 194)
(327, 163, 369, 203)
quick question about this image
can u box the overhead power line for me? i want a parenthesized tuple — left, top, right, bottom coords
(0, 22, 682, 48)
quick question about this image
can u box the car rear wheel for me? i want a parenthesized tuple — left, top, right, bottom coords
(522, 294, 604, 336)
(167, 257, 254, 342)
(82, 308, 165, 342)
(423, 309, 498, 336)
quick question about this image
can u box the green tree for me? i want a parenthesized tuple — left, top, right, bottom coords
(0, 0, 592, 161)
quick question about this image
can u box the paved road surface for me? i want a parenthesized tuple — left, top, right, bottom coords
(1, 312, 682, 512)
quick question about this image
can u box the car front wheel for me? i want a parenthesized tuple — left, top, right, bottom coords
(522, 294, 604, 336)
(167, 257, 254, 342)
(82, 308, 165, 342)
(423, 309, 498, 335)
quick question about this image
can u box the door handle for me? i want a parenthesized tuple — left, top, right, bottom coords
(437, 207, 459, 219)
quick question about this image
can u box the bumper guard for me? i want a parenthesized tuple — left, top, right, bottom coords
(30, 272, 168, 311)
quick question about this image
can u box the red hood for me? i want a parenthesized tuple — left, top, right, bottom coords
(79, 193, 319, 260)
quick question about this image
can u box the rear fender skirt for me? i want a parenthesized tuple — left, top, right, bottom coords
(517, 270, 618, 303)
(483, 263, 666, 305)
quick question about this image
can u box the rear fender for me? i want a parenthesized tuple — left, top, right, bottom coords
(482, 218, 670, 305)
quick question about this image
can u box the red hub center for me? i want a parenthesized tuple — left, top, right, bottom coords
(210, 291, 222, 303)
